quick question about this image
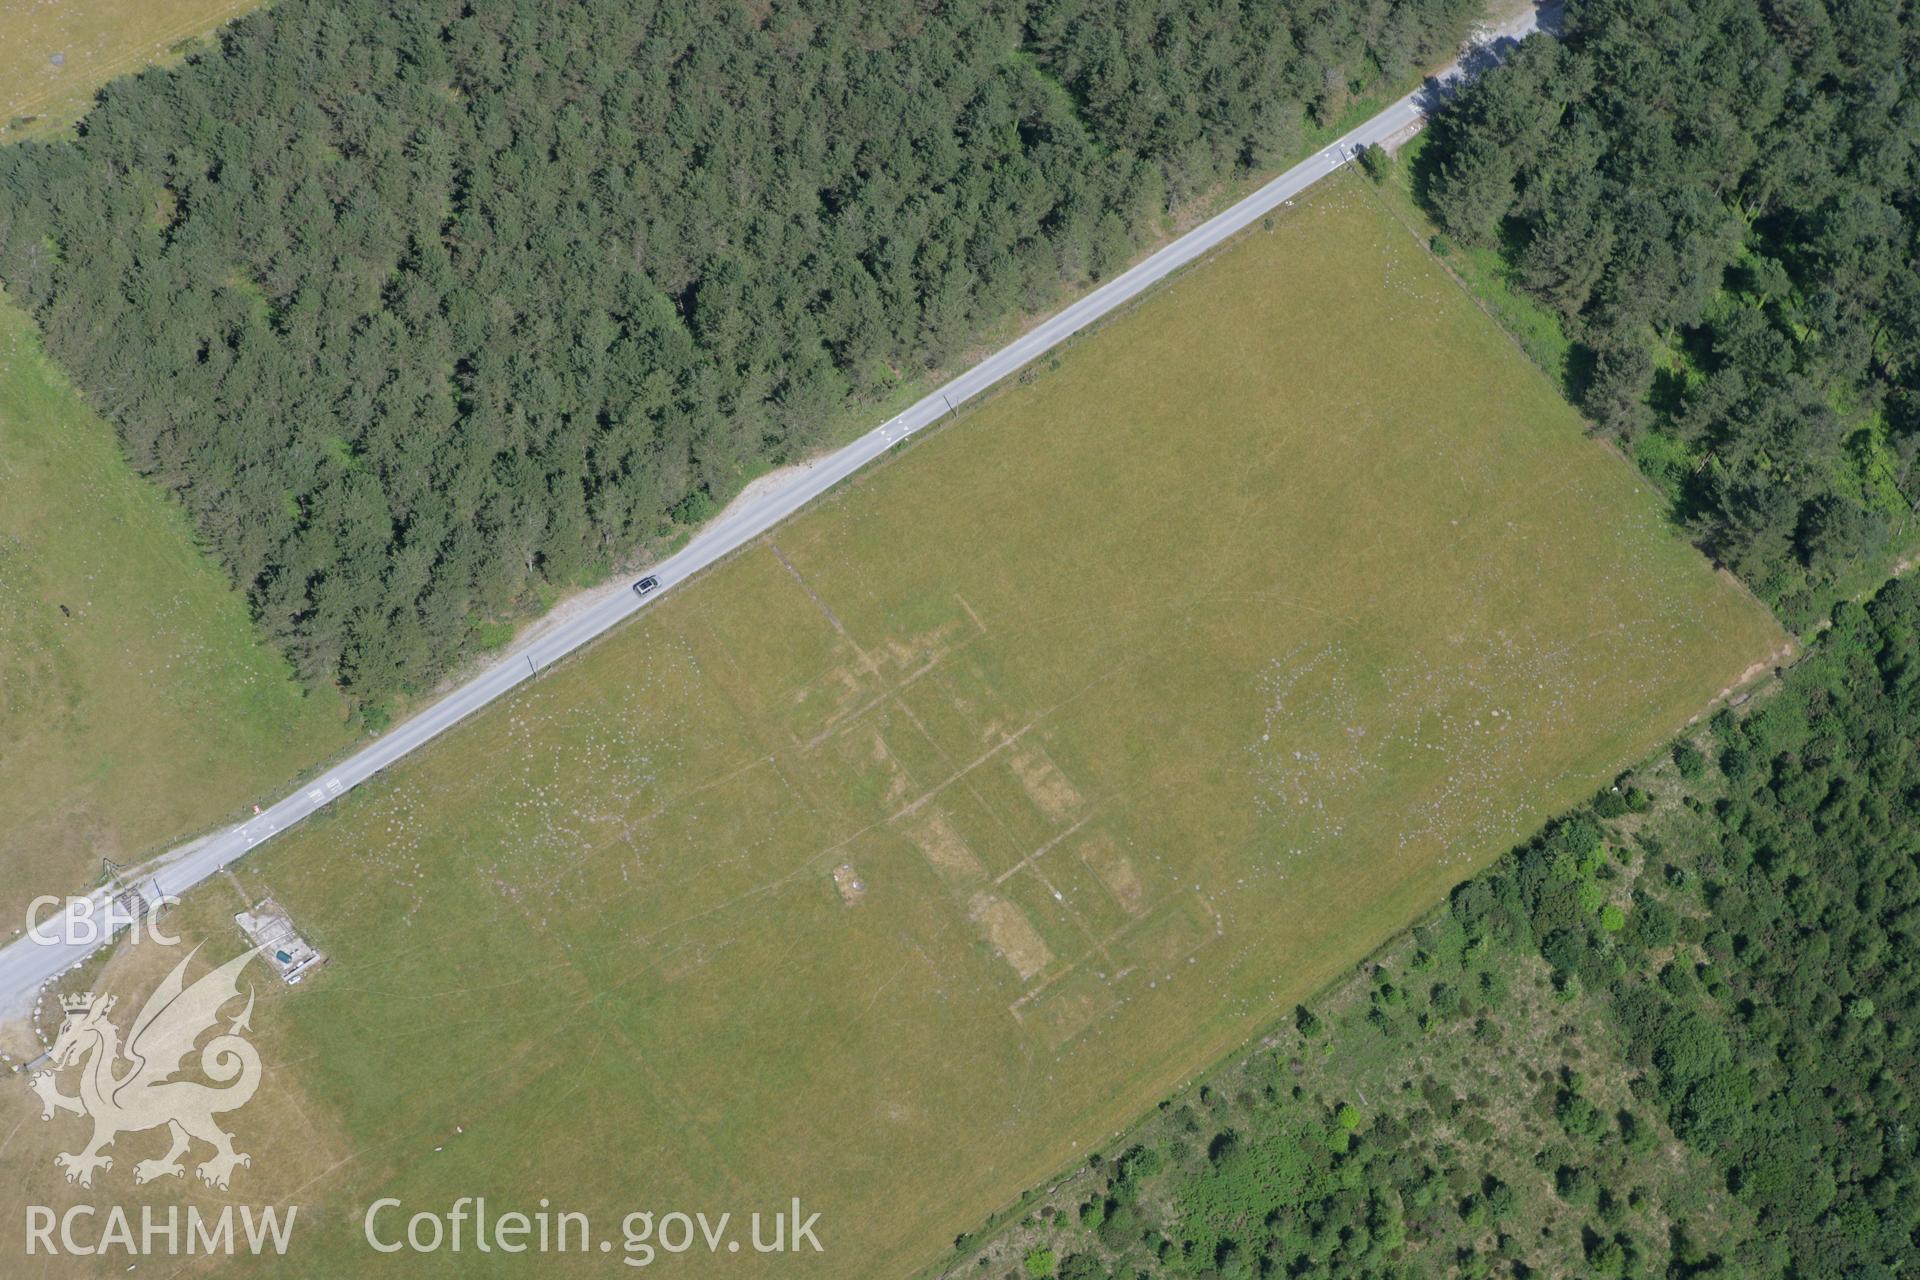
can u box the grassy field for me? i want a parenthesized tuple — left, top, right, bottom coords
(0, 292, 352, 943)
(0, 0, 260, 139)
(0, 177, 1784, 1276)
(1374, 135, 1576, 395)
(949, 736, 1756, 1278)
(1373, 137, 1920, 622)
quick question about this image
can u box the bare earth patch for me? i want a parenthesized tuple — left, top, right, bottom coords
(969, 893, 1054, 981)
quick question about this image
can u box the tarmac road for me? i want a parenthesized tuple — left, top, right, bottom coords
(0, 4, 1554, 1025)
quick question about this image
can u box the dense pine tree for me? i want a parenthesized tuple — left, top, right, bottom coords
(1420, 0, 1920, 626)
(0, 0, 1478, 699)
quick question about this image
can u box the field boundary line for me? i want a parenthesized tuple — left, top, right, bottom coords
(765, 540, 876, 677)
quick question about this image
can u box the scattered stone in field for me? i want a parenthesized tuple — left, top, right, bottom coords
(832, 863, 866, 905)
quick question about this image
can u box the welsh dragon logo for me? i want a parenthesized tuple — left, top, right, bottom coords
(29, 946, 263, 1190)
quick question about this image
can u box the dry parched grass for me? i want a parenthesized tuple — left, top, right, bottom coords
(5, 177, 1782, 1277)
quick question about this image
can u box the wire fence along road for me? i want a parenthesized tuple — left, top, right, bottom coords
(0, 5, 1553, 1021)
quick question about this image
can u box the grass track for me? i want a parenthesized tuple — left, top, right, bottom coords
(1, 178, 1784, 1276)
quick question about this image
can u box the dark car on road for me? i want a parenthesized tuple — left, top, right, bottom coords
(632, 576, 660, 597)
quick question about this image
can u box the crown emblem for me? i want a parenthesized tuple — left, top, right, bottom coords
(60, 992, 100, 1015)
